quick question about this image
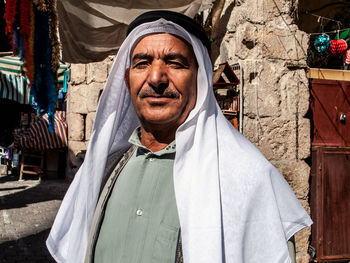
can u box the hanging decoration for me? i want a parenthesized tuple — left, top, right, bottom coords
(329, 39, 348, 56)
(4, 0, 60, 132)
(307, 13, 350, 69)
(313, 34, 330, 53)
(344, 50, 350, 65)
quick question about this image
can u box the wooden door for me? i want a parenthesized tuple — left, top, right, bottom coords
(311, 147, 350, 262)
(310, 79, 350, 262)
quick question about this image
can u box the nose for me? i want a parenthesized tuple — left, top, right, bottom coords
(148, 61, 169, 92)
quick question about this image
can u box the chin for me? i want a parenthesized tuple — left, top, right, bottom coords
(140, 112, 180, 126)
(143, 116, 175, 125)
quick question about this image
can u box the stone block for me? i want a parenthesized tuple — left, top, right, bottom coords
(67, 85, 88, 114)
(295, 227, 311, 263)
(296, 254, 311, 263)
(67, 141, 88, 169)
(295, 70, 310, 117)
(298, 118, 310, 160)
(87, 83, 105, 112)
(243, 117, 259, 144)
(256, 61, 282, 118)
(260, 28, 309, 61)
(70, 64, 86, 85)
(258, 91, 281, 118)
(243, 84, 258, 117)
(280, 160, 310, 199)
(86, 60, 108, 84)
(226, 0, 265, 26)
(258, 119, 297, 161)
(67, 113, 84, 141)
(265, 15, 294, 32)
(215, 22, 265, 64)
(279, 69, 310, 119)
(280, 83, 298, 117)
(230, 23, 262, 61)
(242, 60, 286, 119)
(279, 71, 299, 118)
(263, 0, 291, 19)
(242, 60, 263, 86)
(85, 112, 96, 141)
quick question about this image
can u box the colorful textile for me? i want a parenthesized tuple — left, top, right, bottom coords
(0, 55, 70, 104)
(4, 0, 61, 130)
(14, 111, 67, 151)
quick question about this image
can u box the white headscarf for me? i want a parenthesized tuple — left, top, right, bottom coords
(47, 19, 312, 263)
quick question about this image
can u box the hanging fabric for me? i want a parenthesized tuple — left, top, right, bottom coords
(14, 111, 68, 151)
(0, 54, 70, 105)
(4, 0, 61, 132)
(56, 0, 213, 62)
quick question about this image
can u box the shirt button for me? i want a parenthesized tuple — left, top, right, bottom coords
(136, 209, 143, 216)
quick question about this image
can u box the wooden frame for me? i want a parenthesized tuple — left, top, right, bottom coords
(19, 152, 44, 181)
(307, 68, 350, 82)
(311, 147, 350, 262)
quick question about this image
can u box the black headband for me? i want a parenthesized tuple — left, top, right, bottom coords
(127, 10, 211, 51)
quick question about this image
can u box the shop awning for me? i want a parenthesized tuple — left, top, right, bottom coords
(0, 55, 31, 104)
(15, 111, 68, 151)
(57, 0, 213, 62)
(0, 54, 70, 104)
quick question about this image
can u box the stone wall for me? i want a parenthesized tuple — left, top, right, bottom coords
(66, 57, 114, 178)
(66, 0, 312, 261)
(211, 0, 311, 262)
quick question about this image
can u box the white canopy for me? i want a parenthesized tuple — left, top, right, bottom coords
(57, 0, 213, 62)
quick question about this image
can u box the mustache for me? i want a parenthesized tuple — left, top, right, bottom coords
(139, 87, 180, 99)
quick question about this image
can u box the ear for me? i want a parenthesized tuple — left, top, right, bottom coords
(124, 68, 130, 90)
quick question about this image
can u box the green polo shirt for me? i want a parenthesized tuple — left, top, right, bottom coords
(94, 128, 180, 263)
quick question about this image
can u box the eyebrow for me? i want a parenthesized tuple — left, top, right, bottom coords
(131, 53, 153, 64)
(131, 52, 190, 66)
(164, 53, 190, 66)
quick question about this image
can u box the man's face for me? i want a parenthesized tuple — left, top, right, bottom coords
(126, 33, 197, 130)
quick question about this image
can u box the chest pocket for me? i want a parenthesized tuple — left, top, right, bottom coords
(153, 223, 179, 263)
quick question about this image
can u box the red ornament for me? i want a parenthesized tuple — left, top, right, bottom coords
(330, 39, 348, 55)
(344, 50, 350, 65)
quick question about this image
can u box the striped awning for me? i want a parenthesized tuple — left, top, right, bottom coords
(0, 72, 31, 104)
(0, 54, 70, 104)
(14, 111, 68, 151)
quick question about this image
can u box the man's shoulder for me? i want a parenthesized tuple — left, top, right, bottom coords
(100, 145, 136, 190)
(105, 147, 132, 172)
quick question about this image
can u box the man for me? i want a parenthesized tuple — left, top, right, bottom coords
(47, 11, 312, 263)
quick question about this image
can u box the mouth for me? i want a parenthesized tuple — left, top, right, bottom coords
(142, 94, 177, 99)
(142, 96, 176, 105)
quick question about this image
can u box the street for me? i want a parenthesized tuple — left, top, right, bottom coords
(0, 172, 70, 262)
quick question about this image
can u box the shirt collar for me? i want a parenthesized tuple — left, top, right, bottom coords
(128, 127, 176, 156)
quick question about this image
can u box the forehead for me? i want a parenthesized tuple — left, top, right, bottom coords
(131, 33, 195, 57)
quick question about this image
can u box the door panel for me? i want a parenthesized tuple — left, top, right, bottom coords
(311, 80, 350, 146)
(311, 147, 350, 262)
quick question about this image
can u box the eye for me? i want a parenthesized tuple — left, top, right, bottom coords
(133, 61, 149, 69)
(168, 60, 186, 69)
